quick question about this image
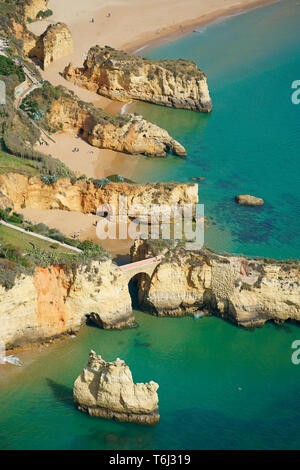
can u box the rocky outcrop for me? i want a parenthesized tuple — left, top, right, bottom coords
(131, 239, 300, 328)
(0, 260, 133, 350)
(74, 350, 160, 425)
(23, 0, 49, 21)
(47, 95, 186, 157)
(28, 23, 73, 69)
(63, 46, 212, 113)
(0, 173, 198, 214)
(89, 113, 186, 157)
(235, 195, 264, 206)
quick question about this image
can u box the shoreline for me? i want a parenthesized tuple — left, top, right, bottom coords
(26, 0, 279, 163)
(80, 0, 279, 125)
(123, 0, 278, 55)
(95, 0, 278, 116)
(21, 0, 279, 256)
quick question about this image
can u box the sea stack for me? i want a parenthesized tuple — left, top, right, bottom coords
(73, 350, 160, 425)
(63, 45, 212, 112)
(29, 22, 73, 70)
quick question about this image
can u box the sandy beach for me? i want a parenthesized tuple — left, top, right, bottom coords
(36, 132, 148, 179)
(20, 207, 133, 258)
(28, 0, 277, 100)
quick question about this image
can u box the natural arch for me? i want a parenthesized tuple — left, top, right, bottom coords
(128, 272, 151, 310)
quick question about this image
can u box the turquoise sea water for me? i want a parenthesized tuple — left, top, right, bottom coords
(1, 0, 300, 450)
(132, 0, 300, 260)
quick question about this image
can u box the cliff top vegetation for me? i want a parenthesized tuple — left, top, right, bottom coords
(87, 45, 206, 80)
(20, 81, 131, 131)
(0, 208, 110, 289)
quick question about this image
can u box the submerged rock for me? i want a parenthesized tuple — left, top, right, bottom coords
(74, 350, 160, 425)
(235, 195, 264, 206)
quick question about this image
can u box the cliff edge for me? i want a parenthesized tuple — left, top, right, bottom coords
(131, 239, 300, 328)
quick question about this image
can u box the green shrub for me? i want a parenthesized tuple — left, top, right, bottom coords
(41, 174, 58, 185)
(36, 9, 53, 19)
(91, 178, 110, 188)
(0, 56, 24, 82)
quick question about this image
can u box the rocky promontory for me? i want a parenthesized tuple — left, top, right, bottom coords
(21, 84, 186, 157)
(130, 239, 300, 328)
(49, 96, 186, 157)
(63, 46, 212, 112)
(74, 350, 160, 425)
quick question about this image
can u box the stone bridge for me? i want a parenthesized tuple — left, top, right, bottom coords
(119, 256, 163, 282)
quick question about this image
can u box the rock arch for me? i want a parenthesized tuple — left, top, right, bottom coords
(128, 272, 151, 309)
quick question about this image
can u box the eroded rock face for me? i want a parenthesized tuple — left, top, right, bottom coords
(74, 350, 160, 425)
(48, 96, 186, 157)
(89, 113, 186, 157)
(29, 23, 73, 69)
(0, 260, 133, 349)
(0, 173, 198, 214)
(131, 240, 300, 328)
(235, 195, 264, 206)
(63, 46, 212, 112)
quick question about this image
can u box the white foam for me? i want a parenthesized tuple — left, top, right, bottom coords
(2, 355, 22, 366)
(132, 45, 148, 54)
(194, 312, 205, 320)
(120, 101, 133, 115)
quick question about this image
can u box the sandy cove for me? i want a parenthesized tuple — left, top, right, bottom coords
(30, 0, 277, 181)
(35, 132, 150, 180)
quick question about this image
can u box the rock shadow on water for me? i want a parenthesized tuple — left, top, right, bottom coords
(46, 378, 74, 408)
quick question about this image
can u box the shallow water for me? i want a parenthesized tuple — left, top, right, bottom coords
(1, 0, 300, 450)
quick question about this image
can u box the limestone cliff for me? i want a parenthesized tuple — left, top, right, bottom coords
(0, 260, 133, 350)
(28, 23, 73, 70)
(74, 350, 160, 425)
(63, 46, 212, 113)
(0, 173, 198, 214)
(131, 239, 300, 328)
(21, 84, 186, 157)
(48, 96, 186, 157)
(0, 1, 37, 52)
